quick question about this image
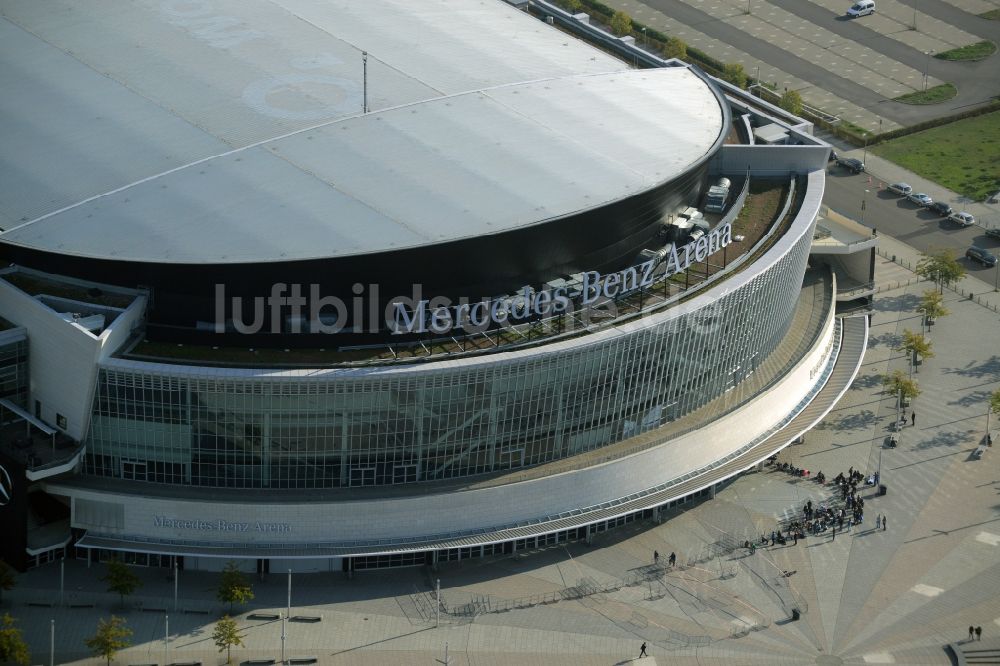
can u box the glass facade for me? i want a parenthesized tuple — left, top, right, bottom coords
(0, 337, 28, 408)
(84, 226, 813, 490)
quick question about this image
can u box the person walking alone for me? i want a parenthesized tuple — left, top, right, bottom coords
(911, 411, 916, 427)
(654, 550, 659, 565)
(639, 642, 648, 657)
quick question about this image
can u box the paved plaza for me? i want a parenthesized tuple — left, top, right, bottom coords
(4, 237, 1000, 665)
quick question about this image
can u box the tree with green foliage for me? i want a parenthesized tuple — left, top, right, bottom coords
(0, 614, 31, 666)
(721, 63, 748, 89)
(609, 10, 632, 37)
(212, 615, 245, 664)
(882, 370, 920, 403)
(85, 616, 132, 666)
(916, 249, 966, 294)
(780, 89, 803, 116)
(563, 0, 583, 12)
(101, 558, 142, 609)
(896, 330, 934, 375)
(917, 289, 949, 326)
(216, 562, 254, 613)
(988, 388, 1000, 437)
(0, 560, 15, 606)
(663, 36, 687, 60)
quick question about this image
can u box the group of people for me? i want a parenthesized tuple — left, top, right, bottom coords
(652, 550, 676, 567)
(969, 625, 984, 641)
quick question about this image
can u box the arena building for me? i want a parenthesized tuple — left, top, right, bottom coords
(0, 0, 875, 573)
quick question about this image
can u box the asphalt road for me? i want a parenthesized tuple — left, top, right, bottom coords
(823, 165, 1000, 287)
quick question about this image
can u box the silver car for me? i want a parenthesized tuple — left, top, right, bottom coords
(888, 182, 912, 196)
(907, 192, 933, 207)
(948, 211, 975, 227)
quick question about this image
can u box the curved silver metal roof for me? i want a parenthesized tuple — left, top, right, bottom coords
(0, 0, 725, 264)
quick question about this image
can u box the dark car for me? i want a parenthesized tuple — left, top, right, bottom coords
(966, 246, 998, 267)
(929, 201, 953, 216)
(986, 227, 1000, 241)
(836, 157, 865, 173)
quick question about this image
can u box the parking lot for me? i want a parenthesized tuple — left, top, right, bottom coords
(598, 0, 1000, 131)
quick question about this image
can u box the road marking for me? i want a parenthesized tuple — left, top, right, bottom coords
(911, 584, 944, 597)
(975, 532, 1000, 546)
(864, 653, 896, 664)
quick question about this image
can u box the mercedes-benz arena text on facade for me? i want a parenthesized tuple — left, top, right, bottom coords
(0, 0, 873, 573)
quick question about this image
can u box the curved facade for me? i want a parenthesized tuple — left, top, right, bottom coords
(84, 213, 812, 489)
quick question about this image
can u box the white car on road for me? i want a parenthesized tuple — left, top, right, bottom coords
(948, 211, 976, 227)
(907, 192, 933, 207)
(888, 183, 912, 196)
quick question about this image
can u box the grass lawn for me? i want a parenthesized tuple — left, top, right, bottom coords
(872, 111, 1000, 201)
(894, 83, 957, 105)
(934, 40, 996, 61)
(981, 8, 1000, 19)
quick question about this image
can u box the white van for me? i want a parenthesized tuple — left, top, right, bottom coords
(847, 0, 875, 17)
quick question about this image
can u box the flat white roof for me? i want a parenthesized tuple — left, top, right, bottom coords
(0, 0, 725, 264)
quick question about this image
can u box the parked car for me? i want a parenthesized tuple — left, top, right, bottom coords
(966, 246, 998, 267)
(907, 192, 933, 207)
(847, 0, 876, 16)
(888, 183, 912, 196)
(836, 157, 865, 173)
(929, 201, 953, 216)
(986, 227, 1000, 240)
(987, 191, 1000, 204)
(948, 211, 976, 227)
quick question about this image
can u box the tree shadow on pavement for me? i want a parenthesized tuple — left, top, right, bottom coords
(850, 373, 885, 391)
(945, 356, 1000, 380)
(813, 409, 882, 432)
(949, 389, 992, 409)
(873, 293, 921, 313)
(911, 430, 974, 450)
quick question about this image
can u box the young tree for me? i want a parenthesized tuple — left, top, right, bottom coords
(563, 0, 583, 11)
(882, 370, 920, 403)
(101, 558, 142, 609)
(896, 330, 934, 375)
(988, 388, 1000, 437)
(0, 560, 15, 606)
(216, 562, 254, 613)
(916, 249, 966, 294)
(721, 63, 748, 89)
(0, 614, 31, 666)
(780, 89, 803, 116)
(609, 10, 632, 36)
(212, 615, 245, 664)
(663, 36, 687, 60)
(916, 289, 948, 326)
(85, 616, 132, 666)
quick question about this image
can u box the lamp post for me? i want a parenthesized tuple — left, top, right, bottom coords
(287, 569, 292, 619)
(912, 0, 917, 30)
(362, 51, 368, 114)
(642, 26, 647, 48)
(923, 51, 930, 91)
(173, 558, 178, 612)
(861, 189, 869, 227)
(50, 619, 54, 666)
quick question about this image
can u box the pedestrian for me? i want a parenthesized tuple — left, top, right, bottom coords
(832, 525, 836, 540)
(654, 550, 659, 564)
(911, 411, 916, 426)
(640, 642, 648, 657)
(970, 626, 975, 640)
(669, 551, 676, 567)
(882, 515, 887, 531)
(976, 626, 982, 641)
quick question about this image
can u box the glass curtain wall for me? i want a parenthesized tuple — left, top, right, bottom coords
(85, 228, 813, 489)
